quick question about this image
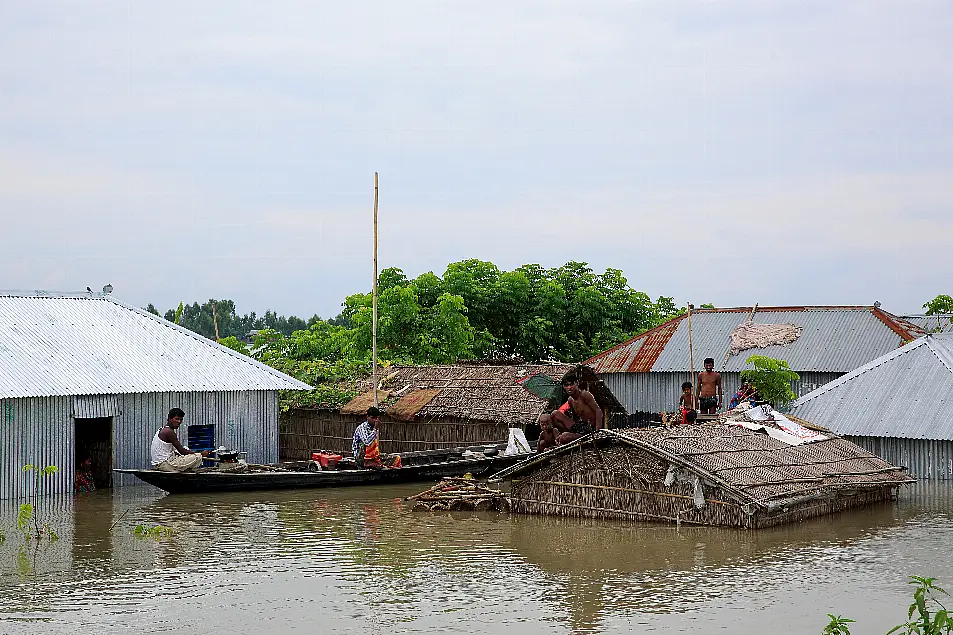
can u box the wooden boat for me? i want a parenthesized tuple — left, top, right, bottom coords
(115, 446, 526, 494)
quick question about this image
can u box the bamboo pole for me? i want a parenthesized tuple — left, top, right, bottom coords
(686, 302, 696, 408)
(211, 301, 220, 341)
(372, 172, 379, 408)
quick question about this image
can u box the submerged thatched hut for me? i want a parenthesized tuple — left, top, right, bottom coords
(280, 363, 626, 459)
(492, 407, 912, 528)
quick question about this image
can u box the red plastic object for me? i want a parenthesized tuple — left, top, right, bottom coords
(311, 452, 342, 469)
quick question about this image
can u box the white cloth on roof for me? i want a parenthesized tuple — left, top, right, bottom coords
(730, 406, 828, 445)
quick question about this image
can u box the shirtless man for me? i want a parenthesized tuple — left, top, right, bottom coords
(551, 373, 603, 445)
(537, 413, 558, 453)
(696, 357, 722, 415)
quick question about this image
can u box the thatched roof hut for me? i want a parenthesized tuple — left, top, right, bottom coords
(280, 363, 626, 459)
(492, 407, 912, 528)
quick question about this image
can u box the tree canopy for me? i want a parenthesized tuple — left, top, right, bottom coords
(152, 259, 685, 408)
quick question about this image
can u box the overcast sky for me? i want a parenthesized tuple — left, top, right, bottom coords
(2, 2, 951, 320)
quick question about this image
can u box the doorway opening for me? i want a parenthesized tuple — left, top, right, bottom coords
(75, 416, 113, 489)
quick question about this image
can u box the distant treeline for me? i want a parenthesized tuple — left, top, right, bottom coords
(144, 300, 332, 339)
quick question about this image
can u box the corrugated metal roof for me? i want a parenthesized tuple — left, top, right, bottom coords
(901, 314, 953, 334)
(0, 292, 311, 397)
(585, 317, 684, 373)
(587, 306, 924, 374)
(790, 334, 953, 441)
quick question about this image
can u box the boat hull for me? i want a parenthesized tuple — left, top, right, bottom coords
(115, 455, 520, 494)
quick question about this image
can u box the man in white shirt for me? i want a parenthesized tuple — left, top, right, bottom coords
(150, 408, 209, 472)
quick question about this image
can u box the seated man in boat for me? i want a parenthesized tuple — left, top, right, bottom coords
(150, 408, 209, 472)
(550, 373, 603, 445)
(352, 407, 401, 469)
(537, 413, 558, 453)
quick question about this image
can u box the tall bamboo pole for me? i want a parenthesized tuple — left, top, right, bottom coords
(686, 302, 696, 408)
(372, 172, 379, 407)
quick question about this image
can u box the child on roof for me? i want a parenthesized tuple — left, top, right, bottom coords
(678, 381, 696, 425)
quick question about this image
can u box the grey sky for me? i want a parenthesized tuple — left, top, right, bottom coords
(2, 2, 951, 320)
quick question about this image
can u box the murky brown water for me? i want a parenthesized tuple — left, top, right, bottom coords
(1, 481, 952, 634)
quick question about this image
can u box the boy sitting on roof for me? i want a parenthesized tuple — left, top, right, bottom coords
(551, 373, 603, 445)
(537, 413, 558, 453)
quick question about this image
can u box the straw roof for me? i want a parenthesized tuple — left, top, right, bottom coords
(340, 363, 626, 426)
(494, 412, 911, 512)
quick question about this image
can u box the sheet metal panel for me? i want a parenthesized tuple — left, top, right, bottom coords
(601, 371, 840, 415)
(651, 308, 911, 373)
(0, 397, 73, 500)
(846, 436, 953, 480)
(0, 293, 310, 398)
(0, 390, 279, 498)
(71, 394, 121, 418)
(112, 390, 279, 489)
(791, 335, 953, 440)
(901, 315, 953, 334)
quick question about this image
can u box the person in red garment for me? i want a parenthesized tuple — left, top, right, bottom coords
(352, 407, 400, 469)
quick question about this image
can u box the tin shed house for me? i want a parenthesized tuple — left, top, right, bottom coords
(585, 305, 923, 418)
(0, 291, 310, 499)
(790, 333, 953, 480)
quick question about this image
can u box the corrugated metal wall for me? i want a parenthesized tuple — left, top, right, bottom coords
(0, 397, 73, 500)
(601, 371, 843, 414)
(0, 390, 280, 499)
(846, 436, 953, 480)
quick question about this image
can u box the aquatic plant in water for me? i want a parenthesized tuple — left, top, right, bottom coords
(822, 576, 953, 635)
(18, 465, 60, 542)
(134, 524, 174, 539)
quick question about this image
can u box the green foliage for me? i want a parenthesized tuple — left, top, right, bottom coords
(922, 295, 953, 332)
(887, 576, 953, 635)
(923, 295, 953, 316)
(134, 524, 174, 538)
(151, 260, 683, 410)
(17, 504, 32, 534)
(17, 464, 60, 541)
(823, 576, 953, 635)
(740, 355, 800, 408)
(218, 336, 250, 356)
(822, 615, 854, 635)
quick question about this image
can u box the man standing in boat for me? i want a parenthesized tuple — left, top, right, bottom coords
(550, 373, 603, 445)
(150, 408, 209, 472)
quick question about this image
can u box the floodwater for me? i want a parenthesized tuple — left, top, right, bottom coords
(1, 482, 952, 635)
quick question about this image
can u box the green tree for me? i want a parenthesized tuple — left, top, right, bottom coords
(923, 295, 953, 333)
(923, 295, 953, 315)
(740, 355, 799, 409)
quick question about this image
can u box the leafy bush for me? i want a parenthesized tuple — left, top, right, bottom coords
(823, 576, 953, 635)
(740, 355, 799, 409)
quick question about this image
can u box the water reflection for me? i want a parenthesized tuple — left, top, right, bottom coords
(0, 482, 950, 634)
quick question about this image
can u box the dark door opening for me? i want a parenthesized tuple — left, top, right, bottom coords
(75, 417, 113, 489)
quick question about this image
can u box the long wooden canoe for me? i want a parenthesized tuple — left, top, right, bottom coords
(115, 447, 525, 494)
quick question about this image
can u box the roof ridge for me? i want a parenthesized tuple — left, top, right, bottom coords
(925, 335, 953, 375)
